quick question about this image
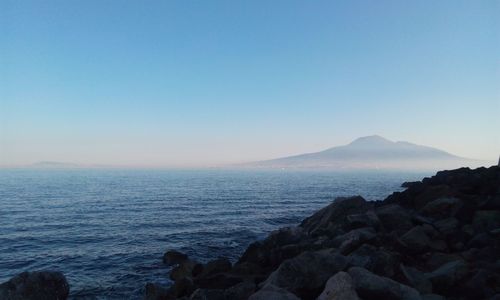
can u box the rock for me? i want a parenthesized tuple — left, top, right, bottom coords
(193, 273, 243, 290)
(473, 210, 500, 232)
(434, 217, 459, 236)
(196, 258, 232, 278)
(425, 260, 469, 294)
(345, 210, 380, 230)
(172, 277, 196, 298)
(263, 249, 348, 299)
(223, 281, 256, 300)
(399, 264, 432, 294)
(420, 197, 461, 218)
(401, 181, 421, 188)
(317, 271, 359, 300)
(421, 294, 445, 300)
(301, 196, 371, 236)
(376, 204, 414, 232)
(145, 283, 172, 300)
(348, 267, 421, 300)
(164, 250, 189, 266)
(333, 227, 377, 255)
(399, 226, 431, 253)
(171, 259, 198, 281)
(248, 284, 300, 300)
(189, 288, 225, 300)
(0, 271, 70, 300)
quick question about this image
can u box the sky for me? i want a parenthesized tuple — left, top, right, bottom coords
(1, 0, 499, 167)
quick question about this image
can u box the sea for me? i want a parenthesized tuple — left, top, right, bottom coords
(0, 168, 429, 299)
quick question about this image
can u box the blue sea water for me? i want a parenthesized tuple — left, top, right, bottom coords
(0, 169, 428, 299)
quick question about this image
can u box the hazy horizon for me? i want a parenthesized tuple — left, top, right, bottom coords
(1, 1, 499, 167)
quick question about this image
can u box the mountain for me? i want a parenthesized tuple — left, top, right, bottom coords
(248, 135, 486, 170)
(30, 161, 80, 169)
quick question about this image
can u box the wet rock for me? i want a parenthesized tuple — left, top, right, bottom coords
(0, 271, 69, 300)
(248, 284, 300, 300)
(348, 267, 421, 300)
(164, 250, 189, 266)
(263, 249, 348, 299)
(317, 271, 359, 300)
(421, 294, 445, 300)
(193, 273, 243, 290)
(171, 260, 198, 281)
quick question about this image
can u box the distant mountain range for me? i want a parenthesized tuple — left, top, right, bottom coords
(247, 135, 487, 170)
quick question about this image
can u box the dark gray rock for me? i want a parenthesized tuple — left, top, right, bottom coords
(376, 204, 414, 232)
(399, 226, 431, 253)
(473, 210, 500, 232)
(317, 271, 359, 300)
(196, 258, 232, 278)
(164, 250, 189, 266)
(425, 260, 469, 293)
(0, 271, 69, 300)
(345, 210, 380, 230)
(301, 196, 371, 236)
(171, 259, 198, 281)
(263, 249, 348, 299)
(399, 264, 432, 294)
(348, 267, 421, 300)
(333, 227, 377, 255)
(420, 197, 461, 218)
(223, 281, 255, 300)
(145, 283, 172, 300)
(248, 284, 300, 300)
(189, 288, 225, 300)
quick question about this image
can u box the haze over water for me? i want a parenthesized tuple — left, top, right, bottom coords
(0, 169, 427, 298)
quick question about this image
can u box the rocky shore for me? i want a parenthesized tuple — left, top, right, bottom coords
(1, 166, 499, 299)
(145, 166, 500, 300)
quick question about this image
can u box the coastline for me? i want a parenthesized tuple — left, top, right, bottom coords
(1, 166, 499, 299)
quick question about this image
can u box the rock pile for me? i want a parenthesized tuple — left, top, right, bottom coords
(0, 271, 69, 300)
(147, 166, 500, 300)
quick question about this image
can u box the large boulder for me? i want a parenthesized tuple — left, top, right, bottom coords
(348, 267, 421, 300)
(262, 249, 348, 299)
(163, 250, 189, 266)
(301, 196, 371, 236)
(375, 204, 414, 233)
(0, 271, 69, 300)
(248, 284, 300, 300)
(317, 271, 359, 300)
(425, 260, 469, 294)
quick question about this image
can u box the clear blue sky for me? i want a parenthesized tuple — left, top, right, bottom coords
(1, 0, 499, 167)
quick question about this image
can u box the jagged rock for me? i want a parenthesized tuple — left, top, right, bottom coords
(248, 284, 300, 300)
(348, 267, 421, 300)
(345, 210, 380, 230)
(301, 196, 371, 236)
(171, 259, 198, 281)
(402, 181, 421, 188)
(434, 217, 459, 236)
(317, 271, 359, 300)
(376, 204, 414, 232)
(0, 271, 69, 300)
(263, 249, 348, 299)
(333, 227, 377, 255)
(425, 260, 468, 294)
(223, 281, 255, 300)
(164, 250, 189, 266)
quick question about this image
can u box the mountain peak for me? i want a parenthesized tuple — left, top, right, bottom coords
(348, 135, 393, 146)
